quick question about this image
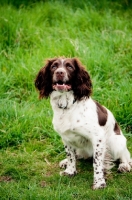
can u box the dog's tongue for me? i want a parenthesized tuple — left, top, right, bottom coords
(53, 83, 71, 91)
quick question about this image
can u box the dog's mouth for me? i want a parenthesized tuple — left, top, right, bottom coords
(53, 80, 71, 91)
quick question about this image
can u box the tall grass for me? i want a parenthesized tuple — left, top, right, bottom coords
(0, 0, 132, 199)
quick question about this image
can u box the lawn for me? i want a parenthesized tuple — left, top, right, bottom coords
(0, 0, 132, 199)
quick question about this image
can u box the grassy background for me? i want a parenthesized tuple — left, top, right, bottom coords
(0, 0, 132, 199)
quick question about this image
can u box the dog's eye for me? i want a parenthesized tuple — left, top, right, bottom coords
(66, 63, 74, 70)
(51, 65, 57, 70)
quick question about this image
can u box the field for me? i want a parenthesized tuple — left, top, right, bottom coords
(0, 0, 132, 199)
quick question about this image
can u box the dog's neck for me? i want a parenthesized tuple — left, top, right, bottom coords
(50, 90, 76, 110)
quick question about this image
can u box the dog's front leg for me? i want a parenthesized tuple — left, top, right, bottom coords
(92, 138, 106, 190)
(60, 144, 77, 176)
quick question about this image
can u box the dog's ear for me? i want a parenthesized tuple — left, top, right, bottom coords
(72, 58, 92, 100)
(35, 58, 56, 98)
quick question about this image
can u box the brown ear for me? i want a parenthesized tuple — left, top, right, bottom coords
(35, 58, 56, 98)
(72, 58, 92, 100)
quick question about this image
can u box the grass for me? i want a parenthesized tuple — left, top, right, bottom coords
(0, 0, 132, 199)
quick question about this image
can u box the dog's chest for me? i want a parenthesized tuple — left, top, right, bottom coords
(52, 103, 98, 147)
(51, 93, 99, 146)
(52, 105, 81, 133)
(53, 110, 88, 147)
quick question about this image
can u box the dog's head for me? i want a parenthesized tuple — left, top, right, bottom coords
(35, 57, 92, 100)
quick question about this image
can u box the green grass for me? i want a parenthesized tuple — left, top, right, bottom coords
(0, 0, 132, 199)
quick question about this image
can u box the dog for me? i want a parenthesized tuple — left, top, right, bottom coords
(35, 57, 132, 189)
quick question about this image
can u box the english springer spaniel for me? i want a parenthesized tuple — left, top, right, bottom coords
(35, 57, 132, 189)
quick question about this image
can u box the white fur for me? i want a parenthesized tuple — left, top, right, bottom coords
(50, 91, 132, 189)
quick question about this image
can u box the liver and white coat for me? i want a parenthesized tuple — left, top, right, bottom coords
(35, 57, 132, 189)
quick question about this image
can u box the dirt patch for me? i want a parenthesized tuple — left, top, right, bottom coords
(40, 180, 47, 188)
(0, 176, 13, 182)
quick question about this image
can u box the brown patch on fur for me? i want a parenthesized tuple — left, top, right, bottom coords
(35, 58, 57, 98)
(95, 101, 108, 126)
(72, 58, 92, 100)
(114, 122, 121, 135)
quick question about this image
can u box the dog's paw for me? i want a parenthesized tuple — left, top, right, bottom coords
(118, 162, 131, 172)
(92, 180, 106, 190)
(60, 169, 77, 177)
(59, 159, 68, 169)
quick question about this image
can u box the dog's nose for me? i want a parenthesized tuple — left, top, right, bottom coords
(55, 69, 66, 77)
(56, 71, 64, 76)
